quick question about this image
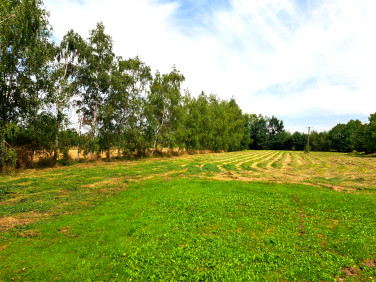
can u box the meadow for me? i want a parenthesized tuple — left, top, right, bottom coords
(1, 150, 376, 281)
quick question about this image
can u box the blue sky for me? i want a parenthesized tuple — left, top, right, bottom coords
(45, 0, 376, 132)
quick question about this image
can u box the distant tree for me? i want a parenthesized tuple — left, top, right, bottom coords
(196, 92, 212, 150)
(175, 90, 193, 151)
(249, 115, 269, 149)
(268, 116, 286, 150)
(346, 119, 363, 152)
(241, 114, 251, 150)
(328, 120, 362, 152)
(363, 113, 376, 154)
(208, 95, 227, 151)
(287, 132, 306, 151)
(226, 98, 246, 151)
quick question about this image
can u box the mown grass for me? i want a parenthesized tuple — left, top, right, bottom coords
(1, 150, 376, 280)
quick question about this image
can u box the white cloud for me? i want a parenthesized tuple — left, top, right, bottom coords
(44, 0, 376, 131)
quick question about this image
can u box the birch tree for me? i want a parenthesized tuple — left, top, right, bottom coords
(80, 22, 114, 159)
(51, 30, 85, 163)
(0, 0, 52, 168)
(147, 67, 185, 155)
(109, 56, 151, 157)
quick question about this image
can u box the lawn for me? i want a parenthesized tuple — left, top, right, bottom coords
(1, 151, 376, 280)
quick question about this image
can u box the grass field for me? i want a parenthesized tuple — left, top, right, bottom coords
(1, 150, 376, 280)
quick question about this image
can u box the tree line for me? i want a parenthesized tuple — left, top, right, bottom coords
(1, 0, 376, 170)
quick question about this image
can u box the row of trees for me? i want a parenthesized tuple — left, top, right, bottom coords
(1, 0, 375, 170)
(247, 114, 376, 154)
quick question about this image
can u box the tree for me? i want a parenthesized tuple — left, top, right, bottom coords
(328, 120, 362, 152)
(240, 114, 251, 150)
(288, 131, 307, 151)
(148, 67, 185, 155)
(0, 0, 53, 168)
(51, 30, 85, 163)
(249, 115, 269, 149)
(109, 56, 151, 158)
(79, 22, 115, 159)
(363, 113, 376, 154)
(268, 116, 286, 150)
(226, 98, 245, 151)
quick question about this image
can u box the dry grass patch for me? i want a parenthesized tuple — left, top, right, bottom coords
(0, 212, 49, 232)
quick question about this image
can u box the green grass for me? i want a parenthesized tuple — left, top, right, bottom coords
(1, 151, 376, 280)
(222, 163, 238, 171)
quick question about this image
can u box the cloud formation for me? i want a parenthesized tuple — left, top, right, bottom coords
(44, 0, 376, 131)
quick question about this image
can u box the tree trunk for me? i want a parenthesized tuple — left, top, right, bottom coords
(53, 105, 62, 164)
(54, 60, 68, 164)
(77, 113, 82, 162)
(53, 129, 59, 163)
(151, 140, 157, 156)
(91, 100, 98, 160)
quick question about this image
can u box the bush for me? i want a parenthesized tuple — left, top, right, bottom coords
(304, 145, 311, 153)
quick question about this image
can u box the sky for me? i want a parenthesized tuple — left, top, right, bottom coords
(44, 0, 376, 132)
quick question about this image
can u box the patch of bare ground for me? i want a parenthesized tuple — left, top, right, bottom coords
(17, 229, 40, 238)
(59, 189, 70, 196)
(0, 212, 49, 232)
(363, 259, 376, 268)
(338, 266, 359, 281)
(337, 260, 376, 281)
(0, 244, 7, 251)
(59, 225, 79, 238)
(326, 219, 340, 229)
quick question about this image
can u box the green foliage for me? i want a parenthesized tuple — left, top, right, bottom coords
(79, 22, 115, 158)
(0, 0, 53, 126)
(107, 56, 152, 157)
(0, 124, 19, 170)
(362, 113, 376, 154)
(304, 144, 311, 153)
(288, 131, 306, 151)
(148, 66, 185, 154)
